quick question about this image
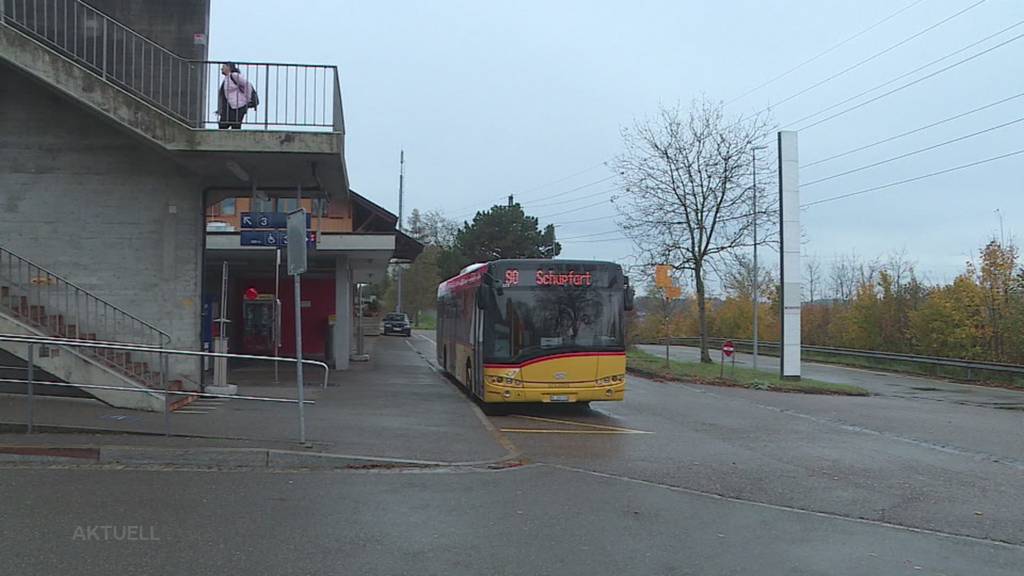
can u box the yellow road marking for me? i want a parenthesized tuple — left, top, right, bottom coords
(499, 428, 651, 435)
(510, 414, 650, 434)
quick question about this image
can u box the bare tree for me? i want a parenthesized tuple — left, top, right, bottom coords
(805, 257, 822, 303)
(858, 258, 883, 289)
(885, 249, 914, 292)
(829, 253, 859, 301)
(409, 209, 458, 247)
(614, 98, 774, 362)
(720, 252, 775, 300)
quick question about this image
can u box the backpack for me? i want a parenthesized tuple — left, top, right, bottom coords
(228, 73, 259, 109)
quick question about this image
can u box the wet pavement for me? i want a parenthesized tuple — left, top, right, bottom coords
(406, 333, 1024, 546)
(1, 331, 1021, 574)
(2, 465, 1021, 576)
(0, 336, 510, 463)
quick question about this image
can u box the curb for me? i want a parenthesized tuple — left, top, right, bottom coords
(0, 444, 523, 470)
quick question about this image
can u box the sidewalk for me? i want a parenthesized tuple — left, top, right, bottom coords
(0, 336, 515, 468)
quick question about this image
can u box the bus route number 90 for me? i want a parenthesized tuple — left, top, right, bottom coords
(504, 269, 520, 287)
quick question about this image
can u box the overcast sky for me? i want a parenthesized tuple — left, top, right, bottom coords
(211, 0, 1024, 291)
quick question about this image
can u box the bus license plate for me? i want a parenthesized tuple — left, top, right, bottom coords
(549, 395, 571, 402)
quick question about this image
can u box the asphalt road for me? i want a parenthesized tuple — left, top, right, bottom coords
(1, 332, 1021, 575)
(1, 465, 1020, 576)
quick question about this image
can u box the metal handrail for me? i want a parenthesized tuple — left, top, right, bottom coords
(0, 333, 332, 442)
(0, 333, 330, 388)
(0, 0, 341, 130)
(0, 378, 314, 404)
(659, 336, 1024, 376)
(0, 245, 170, 346)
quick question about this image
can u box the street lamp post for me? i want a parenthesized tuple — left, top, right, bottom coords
(751, 145, 767, 372)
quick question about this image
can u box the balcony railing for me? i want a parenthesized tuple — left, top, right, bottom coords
(1, 0, 342, 131)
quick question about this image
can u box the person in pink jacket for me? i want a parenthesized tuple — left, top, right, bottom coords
(217, 62, 252, 129)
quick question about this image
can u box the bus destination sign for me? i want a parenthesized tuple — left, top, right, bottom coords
(504, 267, 594, 288)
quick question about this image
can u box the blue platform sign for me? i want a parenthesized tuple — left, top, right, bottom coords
(240, 230, 316, 247)
(240, 212, 310, 229)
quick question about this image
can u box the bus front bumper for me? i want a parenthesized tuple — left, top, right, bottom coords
(482, 382, 625, 403)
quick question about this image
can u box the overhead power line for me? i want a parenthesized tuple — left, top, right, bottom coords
(535, 198, 614, 219)
(801, 115, 1024, 187)
(749, 0, 988, 117)
(785, 18, 1024, 130)
(554, 213, 620, 227)
(450, 174, 616, 219)
(446, 159, 611, 215)
(794, 29, 1024, 131)
(726, 0, 929, 105)
(801, 90, 1024, 168)
(513, 159, 612, 201)
(801, 147, 1024, 208)
(557, 229, 627, 241)
(561, 236, 630, 244)
(519, 180, 617, 209)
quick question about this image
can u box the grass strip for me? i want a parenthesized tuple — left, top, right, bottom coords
(628, 348, 870, 396)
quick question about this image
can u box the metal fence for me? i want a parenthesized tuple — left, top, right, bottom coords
(0, 333, 331, 443)
(1, 0, 341, 130)
(657, 336, 1024, 380)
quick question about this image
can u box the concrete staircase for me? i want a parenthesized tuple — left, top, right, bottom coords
(0, 245, 186, 412)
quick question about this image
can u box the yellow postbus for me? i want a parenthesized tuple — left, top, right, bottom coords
(436, 259, 633, 404)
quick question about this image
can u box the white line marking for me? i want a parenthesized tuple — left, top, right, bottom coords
(417, 333, 436, 345)
(500, 428, 651, 435)
(511, 414, 650, 434)
(545, 463, 1024, 550)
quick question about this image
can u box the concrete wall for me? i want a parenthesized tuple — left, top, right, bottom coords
(0, 64, 203, 385)
(86, 0, 210, 60)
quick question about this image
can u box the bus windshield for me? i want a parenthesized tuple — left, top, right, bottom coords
(484, 284, 624, 363)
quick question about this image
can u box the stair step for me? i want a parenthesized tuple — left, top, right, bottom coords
(167, 382, 194, 411)
(46, 314, 66, 331)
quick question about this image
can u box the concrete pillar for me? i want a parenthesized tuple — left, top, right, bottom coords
(333, 256, 351, 370)
(778, 130, 801, 380)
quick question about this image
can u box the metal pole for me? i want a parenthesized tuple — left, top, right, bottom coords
(293, 268, 306, 443)
(161, 352, 169, 436)
(26, 343, 34, 434)
(294, 185, 306, 444)
(101, 17, 106, 80)
(274, 247, 280, 384)
(396, 149, 405, 313)
(752, 146, 759, 372)
(356, 283, 365, 356)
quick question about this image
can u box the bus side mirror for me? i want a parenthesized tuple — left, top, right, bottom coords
(476, 285, 493, 310)
(624, 277, 635, 311)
